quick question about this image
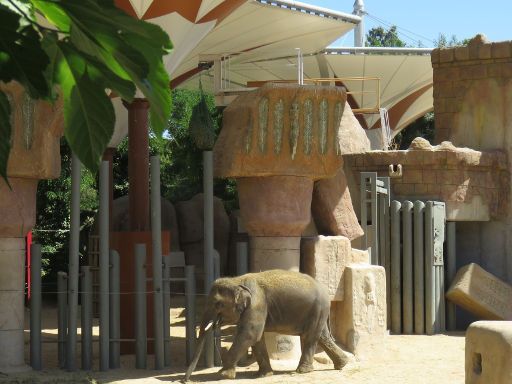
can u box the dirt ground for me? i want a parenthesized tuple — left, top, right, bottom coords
(1, 299, 465, 383)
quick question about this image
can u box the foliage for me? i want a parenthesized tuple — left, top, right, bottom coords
(434, 33, 470, 48)
(0, 0, 172, 180)
(34, 139, 98, 289)
(390, 112, 435, 150)
(366, 26, 406, 48)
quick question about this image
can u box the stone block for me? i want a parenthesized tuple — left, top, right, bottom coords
(311, 169, 364, 241)
(439, 48, 454, 63)
(446, 263, 512, 320)
(331, 264, 387, 359)
(301, 236, 366, 301)
(465, 321, 512, 384)
(454, 46, 469, 61)
(491, 42, 511, 59)
(430, 49, 440, 64)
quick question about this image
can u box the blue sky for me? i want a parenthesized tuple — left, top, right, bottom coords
(311, 1, 511, 48)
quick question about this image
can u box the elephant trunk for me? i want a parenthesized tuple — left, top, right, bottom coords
(183, 308, 219, 382)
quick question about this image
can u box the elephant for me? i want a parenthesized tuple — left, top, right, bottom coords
(184, 269, 352, 381)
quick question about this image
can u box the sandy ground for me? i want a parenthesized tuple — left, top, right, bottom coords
(0, 299, 465, 383)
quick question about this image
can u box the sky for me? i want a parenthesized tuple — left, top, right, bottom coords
(310, 0, 512, 48)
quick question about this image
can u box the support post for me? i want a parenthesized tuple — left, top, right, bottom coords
(413, 201, 425, 335)
(446, 222, 457, 331)
(30, 243, 42, 371)
(425, 202, 435, 335)
(135, 244, 147, 369)
(99, 160, 110, 371)
(66, 153, 81, 371)
(163, 255, 172, 367)
(402, 201, 413, 334)
(150, 156, 165, 370)
(236, 242, 248, 276)
(353, 0, 365, 47)
(203, 151, 215, 368)
(185, 265, 196, 365)
(109, 250, 120, 369)
(57, 271, 68, 369)
(390, 200, 401, 334)
(81, 266, 93, 370)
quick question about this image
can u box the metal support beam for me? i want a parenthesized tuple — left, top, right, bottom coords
(109, 250, 120, 369)
(66, 153, 81, 371)
(57, 271, 68, 369)
(402, 201, 413, 334)
(30, 243, 42, 370)
(446, 222, 457, 331)
(163, 255, 172, 367)
(236, 242, 248, 276)
(185, 265, 196, 365)
(390, 200, 401, 334)
(413, 201, 425, 335)
(99, 160, 110, 371)
(81, 266, 93, 370)
(135, 244, 147, 369)
(151, 156, 165, 370)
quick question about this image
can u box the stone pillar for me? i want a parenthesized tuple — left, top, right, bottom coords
(0, 81, 63, 371)
(214, 83, 348, 361)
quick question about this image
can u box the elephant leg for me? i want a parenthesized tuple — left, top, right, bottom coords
(318, 324, 352, 370)
(252, 338, 273, 377)
(297, 332, 318, 373)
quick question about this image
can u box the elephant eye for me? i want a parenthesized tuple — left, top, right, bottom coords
(215, 301, 224, 309)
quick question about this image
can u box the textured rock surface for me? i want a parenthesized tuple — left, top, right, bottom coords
(465, 321, 512, 384)
(446, 263, 512, 320)
(214, 83, 346, 179)
(312, 169, 364, 240)
(237, 176, 314, 237)
(301, 236, 368, 301)
(331, 264, 387, 358)
(107, 195, 181, 250)
(1, 81, 63, 179)
(175, 193, 230, 274)
(337, 101, 371, 154)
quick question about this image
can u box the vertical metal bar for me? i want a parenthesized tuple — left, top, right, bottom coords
(446, 222, 456, 331)
(402, 201, 413, 334)
(99, 160, 110, 371)
(434, 267, 441, 333)
(236, 242, 248, 276)
(67, 153, 81, 371)
(185, 266, 196, 365)
(378, 194, 385, 267)
(439, 264, 446, 332)
(360, 173, 368, 252)
(413, 201, 425, 335)
(81, 266, 93, 371)
(370, 174, 378, 265)
(135, 244, 147, 369)
(57, 271, 68, 369)
(203, 151, 215, 368)
(150, 156, 165, 370)
(30, 243, 42, 370)
(163, 255, 171, 367)
(213, 251, 221, 367)
(390, 200, 402, 334)
(109, 250, 120, 369)
(382, 178, 391, 329)
(425, 202, 435, 335)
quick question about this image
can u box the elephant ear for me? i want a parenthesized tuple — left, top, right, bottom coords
(235, 285, 252, 314)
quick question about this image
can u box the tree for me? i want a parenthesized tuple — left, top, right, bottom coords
(0, 0, 172, 181)
(366, 26, 406, 48)
(434, 33, 470, 48)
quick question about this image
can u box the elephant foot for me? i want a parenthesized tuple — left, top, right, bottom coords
(219, 367, 237, 380)
(333, 352, 354, 370)
(296, 363, 314, 374)
(257, 368, 273, 378)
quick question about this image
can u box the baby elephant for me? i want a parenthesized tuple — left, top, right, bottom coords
(184, 270, 352, 381)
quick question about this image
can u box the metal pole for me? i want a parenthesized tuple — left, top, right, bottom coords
(413, 201, 425, 335)
(353, 0, 365, 47)
(203, 150, 215, 368)
(135, 244, 147, 369)
(382, 178, 391, 329)
(236, 242, 248, 276)
(163, 255, 171, 367)
(30, 243, 42, 370)
(99, 160, 110, 371)
(57, 271, 68, 369)
(109, 250, 120, 369)
(66, 153, 81, 371)
(151, 156, 165, 370)
(446, 222, 457, 331)
(390, 200, 401, 334)
(81, 266, 93, 370)
(185, 265, 196, 365)
(425, 202, 435, 335)
(402, 201, 413, 334)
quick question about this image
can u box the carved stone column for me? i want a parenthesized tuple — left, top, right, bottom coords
(0, 81, 63, 371)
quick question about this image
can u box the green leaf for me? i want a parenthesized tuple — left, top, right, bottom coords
(54, 41, 115, 172)
(31, 0, 71, 32)
(0, 91, 12, 184)
(0, 4, 49, 98)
